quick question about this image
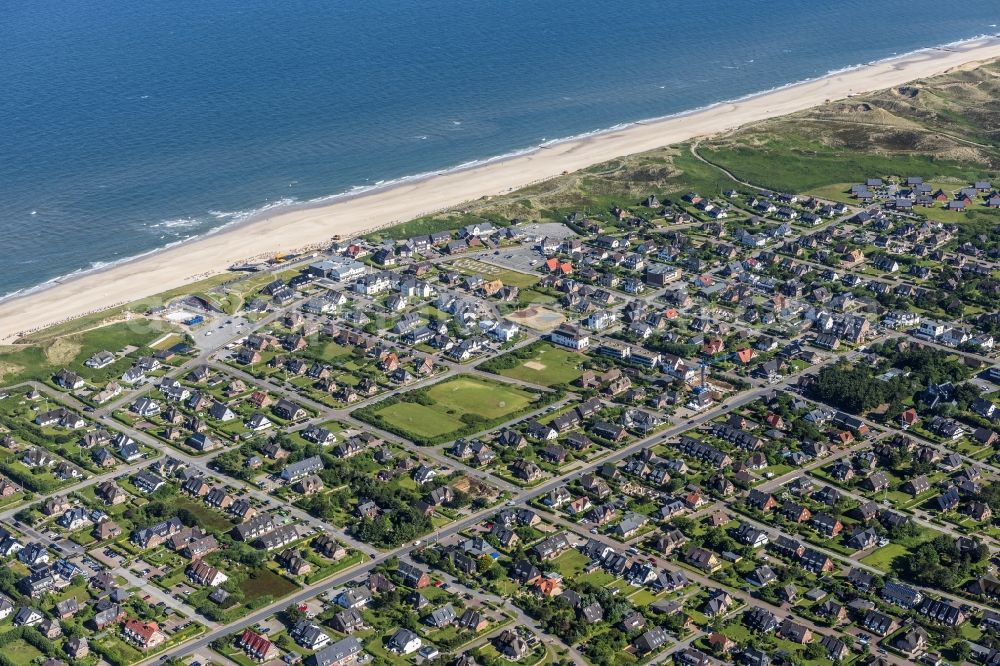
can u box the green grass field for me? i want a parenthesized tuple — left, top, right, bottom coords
(577, 570, 615, 587)
(425, 375, 534, 418)
(311, 341, 354, 362)
(860, 543, 907, 572)
(240, 567, 299, 603)
(173, 496, 236, 532)
(628, 588, 660, 607)
(551, 549, 591, 578)
(495, 343, 583, 387)
(6, 640, 44, 666)
(366, 375, 540, 443)
(374, 401, 465, 439)
(0, 320, 172, 386)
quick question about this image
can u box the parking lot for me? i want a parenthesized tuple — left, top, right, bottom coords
(188, 314, 251, 351)
(483, 245, 546, 275)
(473, 222, 577, 275)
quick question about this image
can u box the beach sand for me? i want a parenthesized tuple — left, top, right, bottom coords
(4, 37, 1000, 343)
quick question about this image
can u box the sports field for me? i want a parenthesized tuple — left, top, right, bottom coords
(372, 375, 537, 442)
(427, 375, 534, 417)
(374, 402, 465, 439)
(495, 343, 583, 387)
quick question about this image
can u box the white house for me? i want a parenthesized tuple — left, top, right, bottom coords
(0, 596, 13, 620)
(490, 322, 520, 343)
(583, 311, 617, 331)
(85, 351, 116, 369)
(550, 324, 590, 351)
(387, 629, 422, 655)
(916, 320, 947, 340)
(121, 367, 146, 384)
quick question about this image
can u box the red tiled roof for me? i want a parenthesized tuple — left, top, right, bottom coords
(240, 629, 274, 657)
(125, 618, 160, 643)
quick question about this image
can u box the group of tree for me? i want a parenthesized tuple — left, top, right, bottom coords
(893, 534, 988, 590)
(810, 342, 968, 415)
(809, 361, 899, 414)
(519, 582, 635, 647)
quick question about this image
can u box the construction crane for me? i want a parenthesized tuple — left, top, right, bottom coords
(696, 352, 737, 393)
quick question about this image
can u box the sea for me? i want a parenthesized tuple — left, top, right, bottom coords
(2, 0, 999, 299)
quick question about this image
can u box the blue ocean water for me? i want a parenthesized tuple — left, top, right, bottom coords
(2, 0, 998, 297)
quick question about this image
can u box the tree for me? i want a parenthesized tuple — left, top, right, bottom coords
(805, 641, 826, 660)
(449, 489, 472, 509)
(810, 361, 891, 414)
(279, 604, 306, 626)
(885, 517, 919, 542)
(893, 534, 984, 590)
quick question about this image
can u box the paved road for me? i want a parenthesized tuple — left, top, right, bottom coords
(13, 232, 996, 666)
(395, 552, 590, 666)
(732, 508, 998, 619)
(784, 390, 1000, 549)
(145, 341, 843, 664)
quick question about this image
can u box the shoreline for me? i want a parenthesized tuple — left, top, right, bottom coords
(4, 35, 1000, 344)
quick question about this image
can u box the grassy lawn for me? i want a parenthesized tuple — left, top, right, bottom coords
(861, 527, 942, 572)
(961, 622, 984, 642)
(0, 491, 24, 510)
(364, 634, 414, 666)
(431, 513, 452, 529)
(142, 547, 187, 569)
(215, 643, 261, 666)
(303, 551, 365, 585)
(519, 289, 557, 305)
(577, 570, 616, 587)
(374, 402, 465, 439)
(476, 643, 548, 666)
(426, 376, 534, 419)
(628, 588, 660, 607)
(720, 622, 754, 643)
(495, 343, 584, 387)
(308, 341, 354, 363)
(551, 549, 590, 578)
(240, 567, 299, 603)
(93, 635, 144, 666)
(6, 640, 43, 666)
(861, 543, 907, 572)
(173, 496, 235, 532)
(426, 624, 462, 643)
(152, 565, 187, 591)
(419, 585, 453, 604)
(364, 375, 541, 444)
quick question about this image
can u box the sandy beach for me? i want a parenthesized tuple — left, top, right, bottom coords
(4, 37, 1000, 344)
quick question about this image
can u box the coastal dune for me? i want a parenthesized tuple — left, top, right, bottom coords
(4, 37, 1000, 343)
